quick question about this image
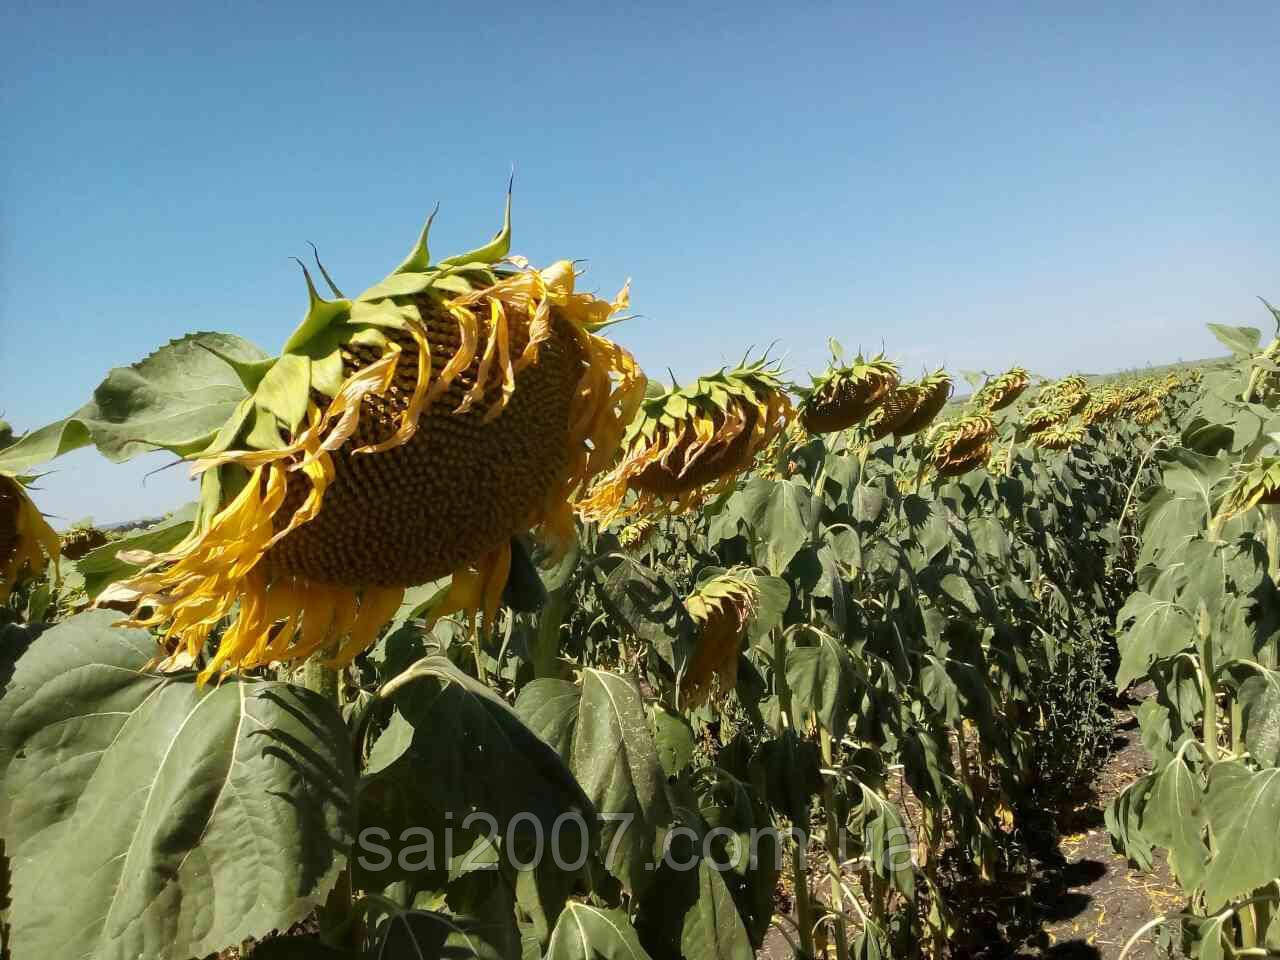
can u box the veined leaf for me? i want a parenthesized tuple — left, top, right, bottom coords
(786, 633, 857, 735)
(0, 332, 269, 472)
(1237, 669, 1280, 766)
(0, 610, 355, 960)
(736, 477, 813, 575)
(546, 902, 653, 960)
(1139, 750, 1208, 890)
(1200, 761, 1280, 911)
(1115, 592, 1195, 690)
(1206, 323, 1262, 359)
(516, 671, 671, 897)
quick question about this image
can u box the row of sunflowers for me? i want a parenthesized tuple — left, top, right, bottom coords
(0, 203, 1200, 960)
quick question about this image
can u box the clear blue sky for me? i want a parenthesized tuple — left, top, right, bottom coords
(2, 1, 1277, 525)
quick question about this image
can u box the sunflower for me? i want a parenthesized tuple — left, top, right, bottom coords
(1081, 390, 1124, 427)
(617, 518, 656, 551)
(1220, 457, 1280, 519)
(865, 385, 920, 441)
(106, 201, 645, 680)
(927, 415, 996, 478)
(577, 358, 791, 522)
(681, 569, 759, 709)
(0, 473, 60, 603)
(972, 366, 1030, 412)
(1033, 421, 1086, 451)
(1023, 401, 1070, 435)
(891, 370, 954, 438)
(1037, 375, 1090, 414)
(797, 352, 899, 435)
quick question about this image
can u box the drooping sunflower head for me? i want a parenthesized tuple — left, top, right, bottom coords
(972, 366, 1031, 412)
(1221, 458, 1280, 520)
(1081, 390, 1125, 427)
(111, 198, 646, 680)
(863, 385, 918, 441)
(1132, 399, 1163, 425)
(617, 518, 656, 551)
(927, 415, 996, 478)
(797, 350, 899, 435)
(578, 357, 792, 522)
(61, 523, 110, 561)
(1038, 374, 1090, 414)
(1033, 421, 1086, 451)
(681, 568, 760, 709)
(890, 370, 954, 438)
(0, 473, 60, 603)
(1023, 399, 1071, 435)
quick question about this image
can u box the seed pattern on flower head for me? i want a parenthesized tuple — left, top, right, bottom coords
(107, 202, 645, 680)
(972, 367, 1031, 413)
(578, 359, 792, 522)
(927, 415, 996, 478)
(798, 353, 899, 435)
(681, 569, 760, 708)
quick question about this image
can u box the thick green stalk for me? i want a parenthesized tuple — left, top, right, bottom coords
(821, 729, 850, 960)
(773, 628, 814, 957)
(305, 661, 355, 948)
(1265, 506, 1280, 584)
(1197, 603, 1218, 764)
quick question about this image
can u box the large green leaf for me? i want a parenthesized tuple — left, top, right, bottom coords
(358, 657, 594, 890)
(0, 610, 355, 960)
(546, 902, 653, 960)
(856, 787, 915, 898)
(371, 907, 513, 960)
(1114, 591, 1196, 690)
(0, 333, 269, 472)
(1200, 761, 1280, 910)
(516, 671, 671, 897)
(75, 504, 197, 599)
(786, 634, 856, 735)
(1139, 751, 1208, 890)
(596, 559, 696, 674)
(1206, 323, 1262, 359)
(637, 857, 754, 960)
(1237, 669, 1280, 766)
(736, 477, 813, 575)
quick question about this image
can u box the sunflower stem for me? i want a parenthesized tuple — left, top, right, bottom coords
(304, 660, 356, 949)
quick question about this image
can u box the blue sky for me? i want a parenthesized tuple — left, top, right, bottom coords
(2, 1, 1277, 525)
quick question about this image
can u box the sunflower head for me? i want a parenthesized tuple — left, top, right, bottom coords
(1221, 458, 1280, 520)
(1023, 400, 1070, 435)
(61, 524, 110, 561)
(1033, 421, 1086, 451)
(578, 357, 792, 522)
(1038, 375, 1090, 414)
(972, 366, 1031, 412)
(891, 370, 954, 438)
(617, 518, 656, 551)
(797, 351, 900, 435)
(927, 415, 996, 477)
(109, 199, 645, 680)
(1081, 389, 1125, 427)
(1, 473, 60, 603)
(681, 568, 760, 708)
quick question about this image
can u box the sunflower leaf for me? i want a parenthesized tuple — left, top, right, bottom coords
(0, 332, 269, 472)
(0, 610, 356, 960)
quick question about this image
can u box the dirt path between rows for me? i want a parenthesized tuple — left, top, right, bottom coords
(1008, 698, 1182, 960)
(761, 694, 1184, 959)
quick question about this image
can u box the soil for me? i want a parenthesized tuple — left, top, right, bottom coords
(760, 691, 1183, 959)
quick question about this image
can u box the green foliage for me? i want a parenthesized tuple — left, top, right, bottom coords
(0, 611, 355, 960)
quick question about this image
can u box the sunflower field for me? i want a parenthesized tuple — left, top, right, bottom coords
(0, 204, 1277, 960)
